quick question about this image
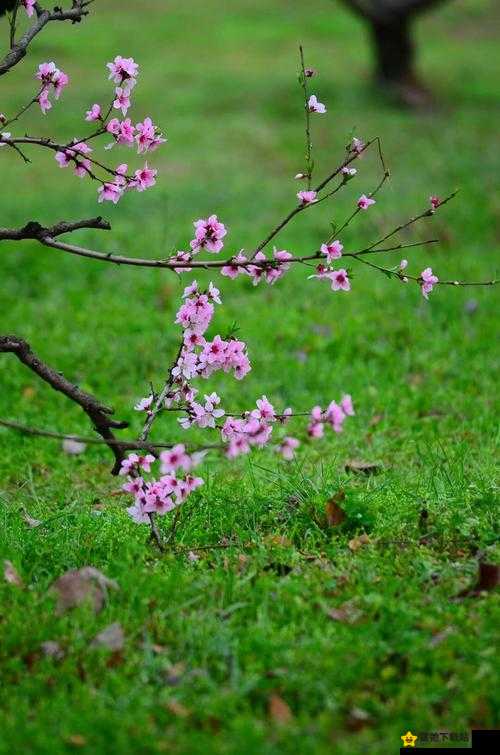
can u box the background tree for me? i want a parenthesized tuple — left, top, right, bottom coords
(339, 0, 450, 105)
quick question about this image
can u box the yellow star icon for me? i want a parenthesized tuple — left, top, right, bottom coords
(401, 731, 418, 747)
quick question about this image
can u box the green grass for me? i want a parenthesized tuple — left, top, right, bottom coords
(0, 0, 499, 752)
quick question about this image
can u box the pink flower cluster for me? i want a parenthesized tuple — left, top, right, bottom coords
(22, 1, 36, 18)
(55, 141, 92, 178)
(36, 62, 69, 114)
(220, 248, 293, 286)
(307, 394, 355, 438)
(173, 282, 251, 386)
(106, 116, 165, 154)
(309, 264, 351, 292)
(119, 448, 204, 524)
(190, 215, 227, 254)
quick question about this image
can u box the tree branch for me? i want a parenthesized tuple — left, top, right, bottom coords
(0, 335, 128, 473)
(0, 1, 93, 76)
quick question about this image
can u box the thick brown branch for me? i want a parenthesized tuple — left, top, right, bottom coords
(0, 1, 93, 76)
(0, 335, 128, 473)
(0, 216, 110, 241)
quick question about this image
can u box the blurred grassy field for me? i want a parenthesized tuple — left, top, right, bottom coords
(0, 1, 499, 753)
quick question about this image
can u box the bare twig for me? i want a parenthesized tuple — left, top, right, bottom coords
(0, 335, 128, 473)
(0, 417, 221, 452)
(0, 1, 93, 76)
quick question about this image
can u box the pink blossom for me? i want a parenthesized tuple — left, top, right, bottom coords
(307, 94, 326, 113)
(113, 87, 131, 116)
(308, 405, 324, 438)
(357, 194, 376, 210)
(340, 394, 355, 416)
(85, 103, 101, 122)
(134, 395, 154, 412)
(22, 0, 36, 17)
(320, 240, 343, 263)
(399, 259, 408, 270)
(430, 195, 441, 209)
(208, 282, 222, 304)
(119, 452, 156, 475)
(127, 499, 150, 524)
(420, 267, 439, 299)
(135, 117, 165, 154)
(38, 87, 51, 115)
(107, 56, 139, 86)
(265, 249, 293, 285)
(279, 407, 293, 424)
(221, 251, 248, 279)
(134, 162, 157, 191)
(351, 137, 365, 154)
(247, 251, 267, 286)
(278, 436, 300, 460)
(191, 393, 225, 429)
(53, 70, 69, 99)
(160, 444, 191, 474)
(190, 214, 227, 254)
(98, 181, 123, 204)
(330, 269, 351, 292)
(341, 166, 357, 178)
(326, 400, 345, 432)
(297, 190, 317, 205)
(54, 142, 92, 178)
(251, 395, 276, 422)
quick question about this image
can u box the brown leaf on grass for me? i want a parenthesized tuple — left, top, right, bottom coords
(325, 491, 346, 527)
(166, 700, 191, 718)
(165, 662, 186, 687)
(51, 567, 119, 614)
(268, 693, 293, 725)
(40, 641, 65, 660)
(90, 622, 125, 651)
(62, 438, 87, 455)
(455, 561, 500, 600)
(345, 459, 382, 475)
(369, 413, 384, 427)
(3, 560, 24, 587)
(265, 534, 292, 548)
(22, 511, 42, 528)
(22, 385, 36, 400)
(347, 706, 371, 731)
(348, 533, 371, 552)
(327, 600, 363, 625)
(476, 562, 500, 591)
(65, 734, 86, 748)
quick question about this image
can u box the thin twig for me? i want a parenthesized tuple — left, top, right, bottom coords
(0, 336, 128, 474)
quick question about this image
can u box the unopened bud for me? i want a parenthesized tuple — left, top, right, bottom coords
(304, 68, 315, 78)
(294, 172, 306, 180)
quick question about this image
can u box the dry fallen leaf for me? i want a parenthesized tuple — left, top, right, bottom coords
(3, 560, 24, 587)
(348, 533, 371, 552)
(476, 562, 500, 591)
(327, 600, 363, 625)
(66, 734, 86, 748)
(345, 459, 382, 475)
(265, 534, 293, 548)
(165, 661, 186, 687)
(51, 567, 119, 614)
(40, 641, 65, 660)
(166, 700, 191, 718)
(268, 693, 293, 725)
(22, 511, 42, 528)
(325, 491, 346, 527)
(90, 622, 125, 651)
(62, 438, 87, 455)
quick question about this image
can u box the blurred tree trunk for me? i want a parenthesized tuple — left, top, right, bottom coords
(339, 0, 450, 103)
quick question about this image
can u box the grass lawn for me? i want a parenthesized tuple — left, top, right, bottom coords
(0, 0, 499, 752)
